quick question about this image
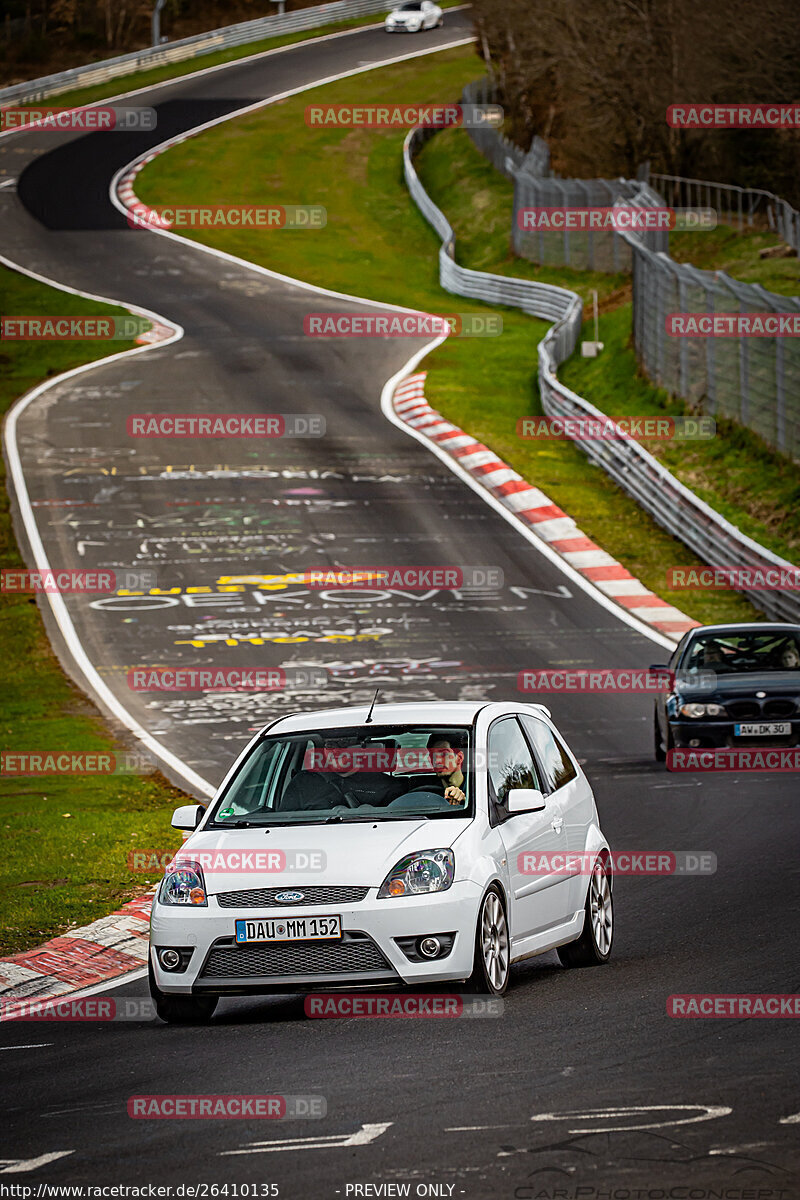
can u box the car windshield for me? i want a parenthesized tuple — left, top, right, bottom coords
(683, 631, 800, 675)
(399, 3, 422, 9)
(208, 724, 473, 825)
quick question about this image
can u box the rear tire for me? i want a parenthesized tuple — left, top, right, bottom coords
(149, 958, 218, 1024)
(557, 857, 613, 967)
(464, 886, 509, 995)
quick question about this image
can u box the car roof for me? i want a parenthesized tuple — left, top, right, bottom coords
(261, 700, 553, 737)
(265, 701, 489, 735)
(685, 622, 800, 636)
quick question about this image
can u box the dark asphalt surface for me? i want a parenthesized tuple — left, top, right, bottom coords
(1, 14, 798, 1196)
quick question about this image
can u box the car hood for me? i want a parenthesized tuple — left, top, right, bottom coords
(387, 10, 418, 19)
(183, 817, 472, 893)
(677, 671, 800, 700)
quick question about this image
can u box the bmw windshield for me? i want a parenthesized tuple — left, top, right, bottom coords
(208, 724, 474, 825)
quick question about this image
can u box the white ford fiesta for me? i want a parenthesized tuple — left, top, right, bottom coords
(384, 0, 443, 32)
(149, 701, 613, 1022)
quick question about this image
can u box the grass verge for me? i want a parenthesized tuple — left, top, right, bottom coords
(413, 128, 799, 564)
(0, 265, 186, 956)
(136, 46, 761, 625)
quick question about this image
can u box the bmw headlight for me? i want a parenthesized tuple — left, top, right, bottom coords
(679, 702, 728, 719)
(158, 861, 207, 906)
(377, 849, 454, 898)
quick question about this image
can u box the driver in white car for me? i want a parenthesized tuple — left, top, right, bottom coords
(408, 733, 467, 806)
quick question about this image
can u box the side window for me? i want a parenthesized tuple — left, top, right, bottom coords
(487, 718, 542, 820)
(519, 715, 577, 793)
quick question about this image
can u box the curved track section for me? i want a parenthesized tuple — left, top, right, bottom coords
(1, 17, 798, 1193)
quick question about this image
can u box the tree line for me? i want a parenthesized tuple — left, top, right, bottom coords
(470, 0, 800, 205)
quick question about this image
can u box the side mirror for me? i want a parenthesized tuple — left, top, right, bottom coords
(171, 804, 205, 831)
(507, 788, 546, 814)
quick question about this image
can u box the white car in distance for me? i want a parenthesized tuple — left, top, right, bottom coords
(149, 702, 613, 1023)
(385, 0, 443, 32)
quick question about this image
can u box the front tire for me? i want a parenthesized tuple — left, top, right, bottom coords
(654, 709, 666, 761)
(464, 886, 509, 995)
(557, 857, 613, 967)
(149, 958, 218, 1024)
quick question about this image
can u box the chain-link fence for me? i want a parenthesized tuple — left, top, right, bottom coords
(404, 123, 800, 622)
(628, 228, 800, 458)
(461, 78, 800, 461)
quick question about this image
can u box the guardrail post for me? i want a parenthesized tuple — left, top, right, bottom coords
(775, 337, 786, 454)
(151, 0, 166, 46)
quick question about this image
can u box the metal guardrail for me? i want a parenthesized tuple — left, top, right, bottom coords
(0, 0, 393, 105)
(404, 122, 800, 623)
(461, 78, 800, 463)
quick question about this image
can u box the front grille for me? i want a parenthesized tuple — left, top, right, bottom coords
(763, 699, 796, 719)
(198, 932, 390, 980)
(215, 885, 369, 909)
(727, 700, 761, 720)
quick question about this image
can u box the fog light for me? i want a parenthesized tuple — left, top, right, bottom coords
(419, 937, 441, 959)
(689, 739, 701, 747)
(159, 948, 181, 970)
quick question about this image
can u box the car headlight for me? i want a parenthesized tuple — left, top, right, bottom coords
(158, 861, 207, 906)
(679, 702, 728, 718)
(377, 849, 454, 898)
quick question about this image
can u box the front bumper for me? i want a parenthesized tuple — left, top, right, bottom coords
(150, 881, 482, 995)
(669, 718, 800, 749)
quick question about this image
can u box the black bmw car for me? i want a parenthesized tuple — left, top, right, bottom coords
(652, 622, 800, 763)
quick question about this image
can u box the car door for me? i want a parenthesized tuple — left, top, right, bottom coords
(519, 713, 591, 917)
(488, 716, 571, 942)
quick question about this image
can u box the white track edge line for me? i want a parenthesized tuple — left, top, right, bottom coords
(379, 356, 676, 651)
(0, 7, 472, 141)
(0, 255, 215, 799)
(4, 28, 670, 839)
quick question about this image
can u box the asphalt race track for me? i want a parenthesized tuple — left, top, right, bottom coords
(1, 13, 798, 1195)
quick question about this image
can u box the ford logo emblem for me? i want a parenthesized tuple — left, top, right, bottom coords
(275, 890, 304, 903)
